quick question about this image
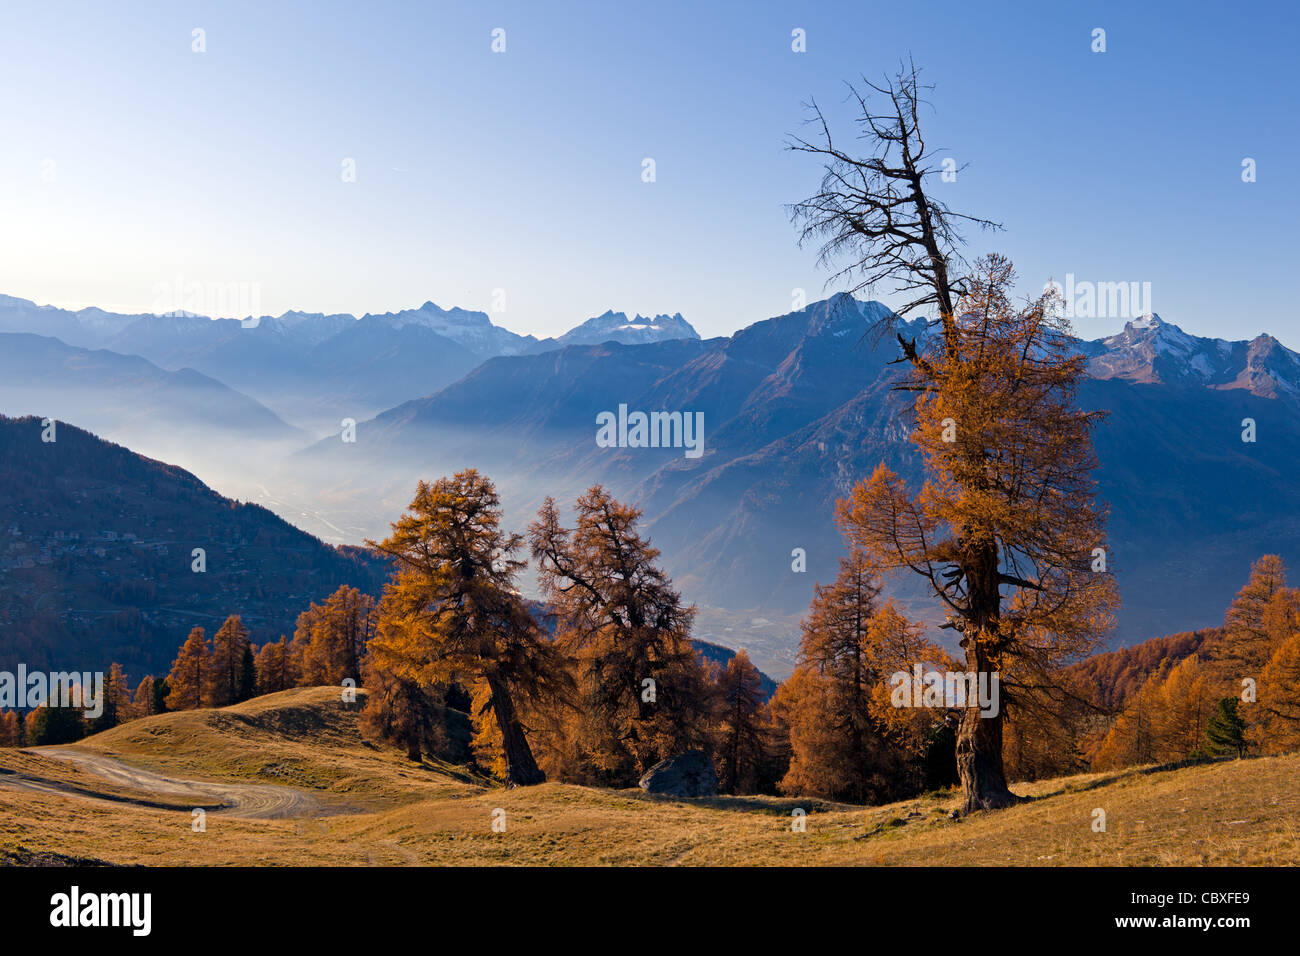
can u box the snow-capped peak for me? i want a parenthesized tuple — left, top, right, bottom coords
(360, 300, 538, 356)
(553, 310, 700, 347)
(1085, 314, 1300, 401)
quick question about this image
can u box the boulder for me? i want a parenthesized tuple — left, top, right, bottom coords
(638, 750, 718, 798)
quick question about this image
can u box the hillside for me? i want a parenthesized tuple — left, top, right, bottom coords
(0, 332, 306, 487)
(1066, 628, 1219, 711)
(1, 687, 1296, 866)
(0, 416, 387, 675)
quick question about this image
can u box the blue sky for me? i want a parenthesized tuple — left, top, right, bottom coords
(1, 0, 1295, 343)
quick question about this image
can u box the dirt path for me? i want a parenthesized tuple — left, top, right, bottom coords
(0, 748, 324, 820)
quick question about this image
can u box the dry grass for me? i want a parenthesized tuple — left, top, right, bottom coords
(2, 687, 1297, 866)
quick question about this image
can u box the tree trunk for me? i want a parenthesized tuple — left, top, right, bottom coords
(486, 671, 545, 786)
(955, 550, 1018, 814)
(955, 639, 1018, 813)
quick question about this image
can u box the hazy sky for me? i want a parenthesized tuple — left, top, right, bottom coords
(1, 0, 1295, 343)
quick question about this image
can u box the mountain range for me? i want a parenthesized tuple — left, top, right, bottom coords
(0, 295, 701, 433)
(1, 290, 1296, 677)
(286, 294, 1300, 667)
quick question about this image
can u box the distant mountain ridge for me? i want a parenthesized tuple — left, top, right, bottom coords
(5, 288, 1297, 671)
(0, 332, 298, 438)
(0, 294, 701, 431)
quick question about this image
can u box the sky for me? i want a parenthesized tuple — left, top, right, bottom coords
(1, 0, 1296, 344)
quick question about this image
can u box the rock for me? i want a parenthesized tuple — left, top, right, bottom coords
(638, 750, 718, 798)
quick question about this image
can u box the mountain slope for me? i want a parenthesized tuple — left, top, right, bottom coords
(0, 416, 386, 675)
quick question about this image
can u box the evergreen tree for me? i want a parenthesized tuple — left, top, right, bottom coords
(237, 644, 258, 702)
(1206, 697, 1248, 757)
(922, 718, 960, 791)
(26, 702, 86, 745)
(152, 676, 170, 715)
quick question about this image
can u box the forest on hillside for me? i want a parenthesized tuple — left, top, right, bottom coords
(7, 466, 1294, 813)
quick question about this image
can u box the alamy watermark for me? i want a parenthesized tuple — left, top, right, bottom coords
(0, 665, 104, 718)
(889, 665, 1000, 717)
(596, 404, 704, 459)
(50, 886, 151, 936)
(1043, 273, 1152, 320)
(151, 276, 262, 320)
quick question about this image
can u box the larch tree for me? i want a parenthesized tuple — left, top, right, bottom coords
(1000, 667, 1096, 783)
(783, 548, 887, 802)
(775, 539, 946, 803)
(359, 655, 452, 763)
(1091, 666, 1164, 770)
(1258, 633, 1300, 753)
(132, 675, 158, 717)
(1261, 586, 1300, 646)
(715, 649, 768, 795)
(790, 67, 1117, 810)
(89, 662, 133, 733)
(255, 636, 296, 695)
(1217, 555, 1288, 674)
(291, 585, 376, 687)
(1152, 654, 1216, 761)
(0, 710, 19, 747)
(165, 626, 211, 711)
(529, 487, 713, 784)
(366, 470, 567, 786)
(771, 666, 854, 799)
(210, 615, 251, 707)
